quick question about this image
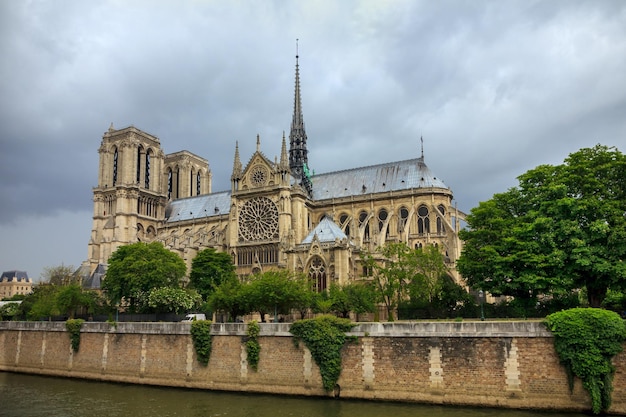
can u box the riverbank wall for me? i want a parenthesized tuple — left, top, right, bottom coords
(1, 321, 624, 414)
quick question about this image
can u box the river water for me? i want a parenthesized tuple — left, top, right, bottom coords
(0, 372, 588, 417)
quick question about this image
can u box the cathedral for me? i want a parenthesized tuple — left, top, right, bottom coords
(84, 55, 465, 291)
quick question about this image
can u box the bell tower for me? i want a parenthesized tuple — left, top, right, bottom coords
(88, 124, 167, 273)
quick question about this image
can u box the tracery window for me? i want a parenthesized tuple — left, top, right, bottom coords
(145, 151, 151, 189)
(437, 205, 445, 234)
(308, 256, 327, 293)
(378, 208, 389, 238)
(398, 207, 409, 233)
(417, 205, 430, 235)
(112, 148, 118, 186)
(238, 197, 279, 242)
(167, 168, 173, 200)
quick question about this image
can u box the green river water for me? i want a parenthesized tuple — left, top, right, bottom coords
(0, 372, 590, 417)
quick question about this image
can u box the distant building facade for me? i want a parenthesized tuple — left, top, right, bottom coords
(0, 271, 32, 299)
(84, 56, 466, 291)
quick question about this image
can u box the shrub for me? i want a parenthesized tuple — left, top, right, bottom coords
(545, 308, 626, 414)
(65, 319, 85, 352)
(190, 320, 213, 365)
(290, 315, 355, 391)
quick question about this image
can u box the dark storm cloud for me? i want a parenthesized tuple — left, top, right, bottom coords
(1, 0, 625, 279)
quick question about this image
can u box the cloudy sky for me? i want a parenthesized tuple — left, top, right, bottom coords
(1, 1, 625, 281)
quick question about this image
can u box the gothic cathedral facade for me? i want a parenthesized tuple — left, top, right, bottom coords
(85, 56, 465, 290)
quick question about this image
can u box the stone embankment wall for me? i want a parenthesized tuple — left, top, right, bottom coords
(0, 321, 624, 414)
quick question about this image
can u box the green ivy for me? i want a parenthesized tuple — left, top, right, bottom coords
(190, 320, 213, 366)
(65, 319, 85, 353)
(246, 320, 261, 371)
(545, 308, 626, 414)
(290, 315, 355, 392)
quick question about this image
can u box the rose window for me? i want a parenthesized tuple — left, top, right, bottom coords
(250, 165, 268, 187)
(238, 197, 279, 241)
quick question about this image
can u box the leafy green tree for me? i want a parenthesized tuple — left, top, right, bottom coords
(56, 284, 90, 318)
(189, 248, 237, 300)
(102, 242, 187, 311)
(326, 282, 376, 319)
(0, 302, 20, 320)
(458, 145, 626, 307)
(146, 287, 203, 314)
(245, 270, 310, 322)
(26, 284, 60, 320)
(208, 276, 246, 321)
(410, 245, 450, 303)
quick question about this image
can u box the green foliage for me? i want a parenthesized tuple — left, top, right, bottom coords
(0, 302, 20, 320)
(65, 319, 85, 352)
(145, 287, 202, 314)
(208, 276, 246, 321)
(189, 248, 237, 300)
(190, 320, 213, 365)
(545, 308, 626, 414)
(363, 242, 449, 321)
(245, 271, 312, 322)
(290, 315, 355, 391)
(459, 145, 626, 308)
(102, 242, 187, 311)
(245, 320, 261, 371)
(26, 284, 60, 320)
(56, 284, 90, 318)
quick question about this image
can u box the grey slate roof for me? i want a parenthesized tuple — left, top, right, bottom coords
(0, 270, 30, 282)
(310, 157, 448, 201)
(165, 191, 231, 223)
(300, 216, 347, 244)
(164, 158, 447, 223)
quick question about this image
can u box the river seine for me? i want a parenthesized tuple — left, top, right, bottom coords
(0, 372, 589, 417)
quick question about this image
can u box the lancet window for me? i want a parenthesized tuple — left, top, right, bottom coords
(308, 256, 327, 293)
(417, 205, 430, 235)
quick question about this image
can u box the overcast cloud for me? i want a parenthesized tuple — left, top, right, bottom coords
(1, 0, 625, 281)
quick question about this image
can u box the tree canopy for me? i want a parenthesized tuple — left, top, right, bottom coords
(458, 145, 626, 307)
(102, 242, 187, 311)
(189, 248, 237, 300)
(363, 242, 450, 320)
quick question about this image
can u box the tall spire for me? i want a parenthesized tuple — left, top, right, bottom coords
(231, 141, 242, 180)
(280, 131, 289, 171)
(289, 39, 312, 195)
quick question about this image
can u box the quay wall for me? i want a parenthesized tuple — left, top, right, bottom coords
(0, 321, 624, 414)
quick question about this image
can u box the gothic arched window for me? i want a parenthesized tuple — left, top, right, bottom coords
(197, 171, 201, 195)
(308, 256, 327, 293)
(145, 150, 151, 189)
(437, 205, 445, 234)
(112, 147, 118, 186)
(398, 207, 409, 233)
(417, 205, 430, 235)
(167, 168, 173, 200)
(359, 211, 369, 241)
(378, 208, 389, 238)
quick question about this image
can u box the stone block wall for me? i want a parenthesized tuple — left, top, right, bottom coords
(0, 321, 624, 415)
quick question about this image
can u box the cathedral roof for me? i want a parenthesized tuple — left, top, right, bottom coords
(165, 191, 231, 223)
(310, 157, 448, 201)
(300, 216, 347, 244)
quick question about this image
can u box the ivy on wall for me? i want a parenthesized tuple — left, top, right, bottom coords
(65, 319, 85, 353)
(190, 320, 213, 366)
(245, 320, 261, 371)
(290, 315, 355, 392)
(545, 308, 626, 415)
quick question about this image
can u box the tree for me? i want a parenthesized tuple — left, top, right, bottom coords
(326, 282, 376, 319)
(189, 248, 237, 300)
(56, 284, 90, 318)
(42, 264, 79, 286)
(102, 242, 187, 311)
(208, 276, 246, 321)
(245, 271, 310, 322)
(145, 287, 202, 314)
(458, 145, 626, 307)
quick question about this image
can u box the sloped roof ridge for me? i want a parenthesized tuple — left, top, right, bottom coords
(312, 157, 424, 178)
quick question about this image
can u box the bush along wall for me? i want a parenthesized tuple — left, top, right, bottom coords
(65, 319, 85, 353)
(245, 320, 261, 371)
(190, 320, 213, 365)
(545, 308, 626, 414)
(290, 315, 355, 392)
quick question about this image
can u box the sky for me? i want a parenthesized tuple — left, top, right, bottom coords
(1, 1, 625, 282)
